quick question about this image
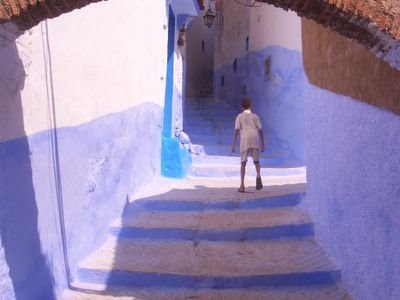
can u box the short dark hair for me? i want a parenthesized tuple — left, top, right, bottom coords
(241, 97, 252, 109)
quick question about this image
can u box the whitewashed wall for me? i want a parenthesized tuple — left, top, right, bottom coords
(213, 1, 306, 163)
(1, 0, 168, 142)
(0, 1, 169, 298)
(214, 0, 249, 70)
(249, 4, 301, 52)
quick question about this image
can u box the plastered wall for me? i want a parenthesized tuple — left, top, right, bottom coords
(214, 0, 249, 70)
(185, 15, 215, 98)
(0, 0, 168, 298)
(0, 0, 168, 142)
(302, 19, 400, 299)
(213, 2, 305, 164)
(249, 4, 301, 52)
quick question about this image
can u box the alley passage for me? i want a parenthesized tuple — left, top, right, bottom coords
(63, 100, 350, 299)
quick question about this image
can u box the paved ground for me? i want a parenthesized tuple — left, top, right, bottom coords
(63, 285, 351, 300)
(132, 173, 307, 202)
(61, 171, 351, 299)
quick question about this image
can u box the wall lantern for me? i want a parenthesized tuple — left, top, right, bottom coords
(203, 5, 215, 28)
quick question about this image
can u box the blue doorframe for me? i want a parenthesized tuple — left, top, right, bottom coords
(161, 5, 191, 178)
(162, 6, 175, 138)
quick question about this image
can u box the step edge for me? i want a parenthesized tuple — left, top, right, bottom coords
(76, 269, 342, 289)
(108, 223, 315, 241)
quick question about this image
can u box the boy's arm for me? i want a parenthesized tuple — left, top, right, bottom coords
(232, 129, 239, 152)
(259, 129, 265, 152)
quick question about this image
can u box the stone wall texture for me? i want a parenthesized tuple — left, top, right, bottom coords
(257, 0, 400, 69)
(1, 0, 398, 67)
(0, 0, 204, 28)
(302, 18, 400, 115)
(0, 0, 104, 29)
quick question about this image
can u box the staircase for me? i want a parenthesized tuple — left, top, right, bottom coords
(184, 99, 305, 178)
(63, 99, 350, 299)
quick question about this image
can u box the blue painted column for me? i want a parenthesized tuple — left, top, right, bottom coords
(162, 6, 175, 138)
(161, 6, 191, 178)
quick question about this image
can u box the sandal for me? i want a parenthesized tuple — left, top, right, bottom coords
(238, 186, 245, 193)
(256, 177, 263, 190)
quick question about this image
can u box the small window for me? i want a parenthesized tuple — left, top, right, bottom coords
(201, 40, 205, 53)
(221, 75, 225, 87)
(233, 58, 237, 73)
(246, 36, 249, 51)
(242, 84, 247, 96)
(264, 56, 272, 80)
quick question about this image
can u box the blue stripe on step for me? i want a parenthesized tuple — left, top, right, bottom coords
(135, 193, 304, 212)
(110, 223, 314, 241)
(78, 269, 341, 288)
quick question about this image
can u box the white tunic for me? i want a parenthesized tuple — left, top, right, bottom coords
(234, 110, 262, 152)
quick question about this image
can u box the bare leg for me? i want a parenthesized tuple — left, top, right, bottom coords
(254, 161, 263, 190)
(254, 161, 261, 177)
(239, 161, 246, 192)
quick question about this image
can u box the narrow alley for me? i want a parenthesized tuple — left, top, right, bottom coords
(0, 0, 399, 299)
(60, 98, 349, 299)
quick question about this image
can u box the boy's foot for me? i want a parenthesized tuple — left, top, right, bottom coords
(238, 186, 245, 193)
(256, 176, 263, 190)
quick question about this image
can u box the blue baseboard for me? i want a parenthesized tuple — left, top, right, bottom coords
(161, 136, 192, 178)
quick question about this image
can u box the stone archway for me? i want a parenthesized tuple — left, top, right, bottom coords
(0, 0, 104, 29)
(1, 0, 399, 68)
(256, 0, 400, 69)
(0, 0, 205, 29)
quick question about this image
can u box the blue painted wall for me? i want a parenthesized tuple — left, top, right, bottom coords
(215, 46, 306, 165)
(162, 6, 176, 139)
(0, 103, 162, 298)
(214, 39, 400, 298)
(0, 137, 57, 300)
(302, 87, 400, 299)
(161, 5, 191, 178)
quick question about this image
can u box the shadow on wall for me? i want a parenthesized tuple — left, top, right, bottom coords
(302, 18, 400, 115)
(0, 26, 56, 299)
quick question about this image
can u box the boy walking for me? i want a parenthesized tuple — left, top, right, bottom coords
(232, 97, 265, 192)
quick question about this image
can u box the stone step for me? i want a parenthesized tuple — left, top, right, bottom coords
(185, 113, 236, 121)
(185, 128, 232, 139)
(133, 193, 304, 212)
(185, 114, 236, 123)
(185, 121, 233, 130)
(77, 238, 340, 289)
(185, 108, 237, 116)
(192, 144, 291, 158)
(183, 119, 214, 127)
(185, 117, 235, 123)
(109, 208, 314, 241)
(64, 283, 350, 299)
(185, 101, 236, 110)
(185, 126, 232, 135)
(190, 133, 233, 144)
(191, 144, 236, 156)
(190, 164, 306, 178)
(192, 154, 286, 167)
